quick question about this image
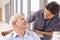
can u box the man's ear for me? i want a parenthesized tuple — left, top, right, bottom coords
(12, 21, 16, 26)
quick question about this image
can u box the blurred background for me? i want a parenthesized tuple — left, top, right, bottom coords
(0, 0, 60, 39)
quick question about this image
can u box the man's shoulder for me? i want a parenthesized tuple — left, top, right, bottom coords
(3, 31, 13, 40)
(27, 31, 39, 37)
(27, 31, 40, 40)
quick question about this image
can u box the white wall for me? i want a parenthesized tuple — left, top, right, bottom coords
(2, 6, 5, 22)
(0, 0, 11, 33)
(0, 0, 9, 22)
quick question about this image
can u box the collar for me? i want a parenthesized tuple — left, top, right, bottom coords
(12, 31, 31, 38)
(12, 31, 20, 38)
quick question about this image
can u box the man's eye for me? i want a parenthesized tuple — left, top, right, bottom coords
(21, 18, 24, 20)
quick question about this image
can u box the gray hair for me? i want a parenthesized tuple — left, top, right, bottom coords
(9, 14, 22, 29)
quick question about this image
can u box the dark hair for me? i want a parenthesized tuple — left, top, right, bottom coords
(46, 1, 60, 15)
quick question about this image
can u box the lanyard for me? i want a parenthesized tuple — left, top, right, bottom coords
(43, 18, 53, 31)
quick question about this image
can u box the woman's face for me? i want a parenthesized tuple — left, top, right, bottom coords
(44, 8, 54, 19)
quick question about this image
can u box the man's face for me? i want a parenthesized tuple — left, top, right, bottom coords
(44, 8, 54, 19)
(15, 16, 28, 30)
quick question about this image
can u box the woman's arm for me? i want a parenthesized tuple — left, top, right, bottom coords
(34, 30, 53, 35)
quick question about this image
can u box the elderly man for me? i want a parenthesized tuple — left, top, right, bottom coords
(4, 14, 40, 40)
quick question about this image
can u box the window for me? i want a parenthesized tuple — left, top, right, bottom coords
(23, 0, 27, 17)
(48, 0, 60, 4)
(31, 0, 39, 14)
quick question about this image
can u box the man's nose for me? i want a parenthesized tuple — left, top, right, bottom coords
(24, 19, 28, 23)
